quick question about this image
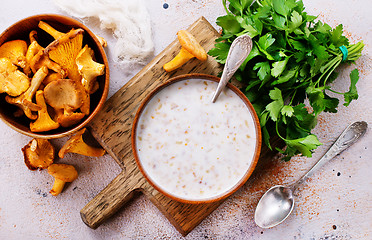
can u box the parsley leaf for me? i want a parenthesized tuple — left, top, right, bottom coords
(216, 15, 241, 34)
(271, 57, 289, 77)
(344, 69, 359, 106)
(253, 61, 270, 81)
(265, 88, 284, 121)
(273, 0, 289, 17)
(208, 42, 230, 64)
(284, 134, 322, 158)
(289, 10, 303, 32)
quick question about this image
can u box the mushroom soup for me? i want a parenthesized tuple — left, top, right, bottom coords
(135, 78, 258, 201)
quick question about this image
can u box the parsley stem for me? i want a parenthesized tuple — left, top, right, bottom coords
(322, 58, 342, 86)
(222, 0, 229, 14)
(315, 57, 341, 87)
(289, 89, 297, 105)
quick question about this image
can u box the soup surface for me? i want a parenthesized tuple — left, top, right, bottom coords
(135, 78, 257, 201)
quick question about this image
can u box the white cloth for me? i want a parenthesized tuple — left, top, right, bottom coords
(53, 0, 154, 65)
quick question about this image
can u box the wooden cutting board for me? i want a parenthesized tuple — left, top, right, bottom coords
(80, 17, 275, 236)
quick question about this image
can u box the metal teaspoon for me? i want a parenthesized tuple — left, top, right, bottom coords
(254, 121, 368, 228)
(211, 34, 252, 103)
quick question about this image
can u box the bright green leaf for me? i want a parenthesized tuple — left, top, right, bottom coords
(273, 68, 297, 85)
(285, 134, 322, 157)
(281, 105, 294, 117)
(313, 45, 329, 60)
(241, 44, 261, 68)
(244, 24, 259, 38)
(257, 33, 276, 60)
(331, 24, 349, 47)
(258, 33, 276, 50)
(216, 15, 241, 34)
(253, 61, 271, 81)
(271, 57, 289, 77)
(344, 69, 359, 106)
(272, 13, 286, 29)
(289, 11, 302, 31)
(291, 40, 306, 52)
(273, 0, 289, 17)
(266, 88, 284, 121)
(208, 42, 230, 64)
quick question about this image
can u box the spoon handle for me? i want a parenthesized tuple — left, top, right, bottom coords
(211, 35, 252, 103)
(291, 121, 368, 190)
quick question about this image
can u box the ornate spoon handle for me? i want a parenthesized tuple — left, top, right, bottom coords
(290, 121, 368, 190)
(211, 35, 252, 103)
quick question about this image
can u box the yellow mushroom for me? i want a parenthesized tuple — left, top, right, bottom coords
(38, 21, 65, 39)
(48, 163, 78, 196)
(76, 45, 105, 94)
(163, 30, 207, 72)
(59, 128, 105, 158)
(29, 49, 66, 77)
(44, 78, 84, 112)
(24, 31, 42, 75)
(5, 66, 48, 119)
(43, 26, 84, 83)
(95, 34, 107, 48)
(54, 109, 86, 128)
(0, 57, 30, 97)
(0, 39, 28, 71)
(22, 138, 55, 170)
(42, 72, 61, 87)
(43, 78, 86, 127)
(41, 22, 90, 115)
(30, 90, 60, 132)
(26, 30, 66, 78)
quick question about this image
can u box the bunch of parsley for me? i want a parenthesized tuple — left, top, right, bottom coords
(209, 0, 364, 160)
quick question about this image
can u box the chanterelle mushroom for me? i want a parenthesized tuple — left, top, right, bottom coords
(22, 138, 55, 170)
(26, 29, 65, 77)
(29, 49, 66, 77)
(59, 128, 105, 158)
(38, 21, 65, 39)
(0, 57, 30, 96)
(30, 90, 60, 132)
(0, 39, 28, 70)
(163, 30, 207, 72)
(42, 72, 61, 86)
(54, 109, 85, 128)
(41, 21, 90, 115)
(44, 78, 84, 113)
(76, 45, 105, 94)
(5, 66, 48, 119)
(43, 26, 84, 83)
(24, 31, 42, 75)
(48, 163, 78, 196)
(95, 34, 107, 48)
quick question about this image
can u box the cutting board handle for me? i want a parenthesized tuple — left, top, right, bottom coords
(80, 165, 142, 229)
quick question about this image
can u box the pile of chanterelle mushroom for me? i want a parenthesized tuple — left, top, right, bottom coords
(0, 21, 105, 132)
(0, 21, 107, 196)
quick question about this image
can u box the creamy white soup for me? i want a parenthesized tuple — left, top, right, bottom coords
(135, 78, 257, 201)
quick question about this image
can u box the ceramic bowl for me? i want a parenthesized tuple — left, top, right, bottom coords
(132, 74, 261, 204)
(0, 14, 109, 139)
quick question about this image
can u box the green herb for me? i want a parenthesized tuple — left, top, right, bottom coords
(209, 0, 364, 160)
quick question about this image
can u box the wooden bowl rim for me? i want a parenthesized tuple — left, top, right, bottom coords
(0, 14, 110, 139)
(131, 73, 262, 204)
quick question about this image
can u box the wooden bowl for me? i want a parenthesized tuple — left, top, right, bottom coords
(0, 14, 109, 139)
(132, 74, 261, 204)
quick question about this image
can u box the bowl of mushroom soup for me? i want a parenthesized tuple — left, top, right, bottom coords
(132, 74, 261, 204)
